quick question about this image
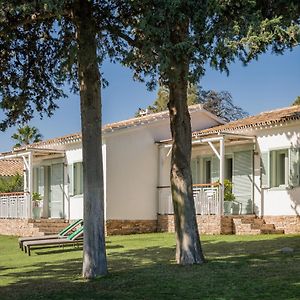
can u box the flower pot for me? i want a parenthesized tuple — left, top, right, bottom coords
(32, 207, 42, 219)
(224, 201, 233, 215)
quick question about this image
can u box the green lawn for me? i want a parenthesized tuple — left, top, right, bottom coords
(0, 233, 299, 300)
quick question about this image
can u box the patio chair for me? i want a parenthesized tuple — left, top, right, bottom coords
(23, 225, 84, 256)
(18, 219, 83, 251)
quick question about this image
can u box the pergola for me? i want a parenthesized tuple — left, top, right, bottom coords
(159, 131, 256, 215)
(0, 147, 65, 218)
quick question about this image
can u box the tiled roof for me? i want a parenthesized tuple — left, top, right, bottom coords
(22, 132, 82, 149)
(15, 104, 207, 149)
(9, 105, 300, 150)
(192, 105, 300, 138)
(0, 159, 23, 177)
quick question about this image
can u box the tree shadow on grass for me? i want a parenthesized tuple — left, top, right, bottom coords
(0, 235, 299, 300)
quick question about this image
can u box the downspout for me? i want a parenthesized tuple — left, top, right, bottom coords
(157, 144, 163, 216)
(219, 136, 225, 215)
(28, 152, 33, 218)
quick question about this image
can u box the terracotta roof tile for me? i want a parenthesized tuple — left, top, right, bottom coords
(0, 159, 23, 177)
(15, 104, 206, 149)
(192, 105, 300, 137)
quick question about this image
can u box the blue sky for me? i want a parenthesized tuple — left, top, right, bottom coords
(0, 46, 299, 152)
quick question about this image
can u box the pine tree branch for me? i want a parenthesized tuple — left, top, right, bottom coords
(0, 10, 71, 38)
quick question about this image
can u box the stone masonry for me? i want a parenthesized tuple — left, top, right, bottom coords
(0, 219, 69, 237)
(157, 214, 234, 235)
(263, 216, 300, 234)
(106, 220, 157, 235)
(0, 219, 44, 237)
(1, 215, 299, 236)
(157, 214, 300, 235)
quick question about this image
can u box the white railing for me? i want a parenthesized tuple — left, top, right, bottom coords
(158, 184, 221, 215)
(0, 192, 30, 219)
(193, 184, 220, 215)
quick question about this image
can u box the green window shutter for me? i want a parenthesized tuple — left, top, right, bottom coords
(191, 158, 198, 184)
(38, 166, 44, 197)
(211, 156, 220, 183)
(261, 152, 269, 188)
(79, 163, 83, 194)
(289, 148, 300, 187)
(33, 167, 38, 193)
(233, 150, 253, 214)
(73, 162, 83, 195)
(68, 164, 74, 196)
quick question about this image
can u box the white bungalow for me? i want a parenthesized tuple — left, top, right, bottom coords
(0, 104, 299, 236)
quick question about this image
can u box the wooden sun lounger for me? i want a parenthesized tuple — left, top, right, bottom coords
(23, 238, 83, 256)
(18, 219, 83, 251)
(23, 226, 84, 256)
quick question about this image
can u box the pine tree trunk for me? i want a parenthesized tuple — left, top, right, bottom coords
(168, 20, 205, 265)
(74, 0, 108, 278)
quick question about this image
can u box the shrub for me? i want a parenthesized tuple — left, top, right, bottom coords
(0, 174, 24, 193)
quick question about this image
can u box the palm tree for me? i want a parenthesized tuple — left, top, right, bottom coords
(11, 125, 43, 148)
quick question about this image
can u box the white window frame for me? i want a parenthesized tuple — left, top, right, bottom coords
(270, 148, 289, 188)
(73, 162, 83, 196)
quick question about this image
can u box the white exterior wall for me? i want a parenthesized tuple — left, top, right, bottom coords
(105, 128, 159, 220)
(105, 110, 221, 221)
(246, 121, 300, 216)
(32, 108, 221, 221)
(65, 143, 107, 220)
(158, 112, 222, 190)
(65, 144, 84, 219)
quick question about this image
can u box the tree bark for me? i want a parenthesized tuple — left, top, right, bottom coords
(74, 0, 108, 278)
(168, 21, 205, 265)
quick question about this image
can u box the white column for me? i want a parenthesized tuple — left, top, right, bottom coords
(102, 142, 107, 222)
(219, 137, 225, 215)
(28, 152, 33, 218)
(157, 145, 163, 214)
(22, 155, 29, 192)
(23, 167, 28, 192)
(22, 155, 30, 218)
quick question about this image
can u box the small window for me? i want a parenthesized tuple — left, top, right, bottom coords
(225, 157, 233, 182)
(270, 149, 288, 187)
(204, 159, 211, 184)
(73, 162, 83, 195)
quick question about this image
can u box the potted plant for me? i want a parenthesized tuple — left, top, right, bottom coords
(32, 192, 43, 219)
(223, 179, 235, 215)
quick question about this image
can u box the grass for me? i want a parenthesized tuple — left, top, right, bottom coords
(0, 233, 299, 300)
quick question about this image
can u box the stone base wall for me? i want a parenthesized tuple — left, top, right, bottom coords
(0, 219, 43, 237)
(157, 214, 234, 235)
(221, 216, 235, 234)
(1, 215, 299, 236)
(157, 215, 175, 232)
(263, 216, 300, 234)
(106, 220, 157, 235)
(197, 215, 222, 234)
(0, 218, 158, 237)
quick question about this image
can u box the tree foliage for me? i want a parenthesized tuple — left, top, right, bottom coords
(292, 96, 300, 106)
(1, 0, 299, 270)
(11, 125, 42, 148)
(136, 85, 248, 122)
(123, 1, 300, 89)
(0, 0, 128, 278)
(0, 1, 121, 130)
(0, 173, 23, 193)
(122, 0, 300, 265)
(199, 90, 248, 122)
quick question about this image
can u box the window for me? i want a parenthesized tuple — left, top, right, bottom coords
(73, 162, 83, 195)
(270, 149, 288, 187)
(205, 160, 211, 183)
(191, 158, 200, 184)
(225, 157, 233, 182)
